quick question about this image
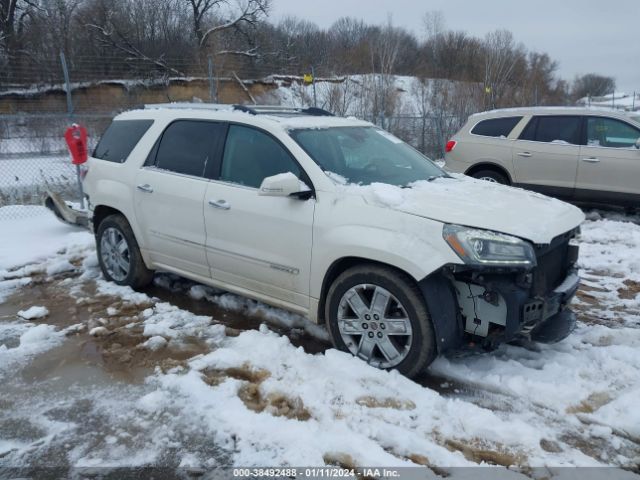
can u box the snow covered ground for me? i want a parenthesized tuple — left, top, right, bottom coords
(576, 92, 640, 112)
(0, 205, 639, 477)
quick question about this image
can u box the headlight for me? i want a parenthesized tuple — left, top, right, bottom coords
(443, 224, 536, 267)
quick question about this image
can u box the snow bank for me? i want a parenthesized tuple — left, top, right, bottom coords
(140, 325, 599, 467)
(0, 206, 92, 272)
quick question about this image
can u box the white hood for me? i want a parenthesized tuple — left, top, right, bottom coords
(344, 176, 585, 244)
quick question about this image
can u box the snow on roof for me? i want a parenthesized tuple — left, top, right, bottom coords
(268, 115, 372, 130)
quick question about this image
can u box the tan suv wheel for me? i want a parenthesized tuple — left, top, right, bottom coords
(471, 169, 509, 185)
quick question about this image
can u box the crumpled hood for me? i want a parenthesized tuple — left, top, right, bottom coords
(348, 175, 585, 244)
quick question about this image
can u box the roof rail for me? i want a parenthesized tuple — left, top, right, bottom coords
(233, 104, 334, 116)
(144, 102, 334, 117)
(144, 103, 234, 111)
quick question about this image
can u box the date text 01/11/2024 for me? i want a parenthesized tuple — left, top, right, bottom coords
(232, 467, 403, 478)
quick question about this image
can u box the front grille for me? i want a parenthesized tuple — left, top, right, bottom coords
(532, 237, 574, 296)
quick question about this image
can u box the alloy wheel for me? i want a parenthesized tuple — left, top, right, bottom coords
(479, 176, 498, 183)
(337, 284, 413, 368)
(100, 227, 130, 282)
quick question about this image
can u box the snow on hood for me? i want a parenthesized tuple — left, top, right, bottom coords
(340, 175, 585, 244)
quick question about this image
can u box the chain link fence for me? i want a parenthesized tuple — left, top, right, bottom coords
(0, 114, 113, 220)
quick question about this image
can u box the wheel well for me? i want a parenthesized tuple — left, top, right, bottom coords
(465, 163, 512, 184)
(93, 205, 123, 232)
(317, 257, 420, 325)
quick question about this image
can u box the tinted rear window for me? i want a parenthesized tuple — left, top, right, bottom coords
(519, 116, 581, 145)
(154, 120, 223, 177)
(471, 116, 522, 137)
(93, 120, 153, 163)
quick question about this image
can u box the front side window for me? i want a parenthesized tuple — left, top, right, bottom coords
(586, 117, 640, 148)
(220, 125, 301, 188)
(519, 116, 581, 145)
(93, 120, 153, 163)
(289, 126, 444, 186)
(471, 116, 522, 138)
(154, 121, 219, 177)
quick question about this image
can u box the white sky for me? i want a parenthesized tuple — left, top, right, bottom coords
(271, 0, 639, 93)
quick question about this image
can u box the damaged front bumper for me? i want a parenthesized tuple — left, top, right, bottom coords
(450, 267, 579, 348)
(420, 232, 580, 353)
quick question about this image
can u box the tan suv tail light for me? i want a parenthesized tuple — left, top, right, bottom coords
(445, 140, 457, 153)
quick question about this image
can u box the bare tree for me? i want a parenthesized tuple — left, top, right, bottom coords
(482, 30, 525, 108)
(319, 76, 358, 116)
(572, 73, 616, 100)
(187, 0, 269, 50)
(369, 17, 403, 121)
(422, 10, 444, 40)
(0, 0, 43, 54)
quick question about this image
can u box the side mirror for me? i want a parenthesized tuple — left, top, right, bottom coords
(636, 138, 640, 149)
(258, 172, 311, 198)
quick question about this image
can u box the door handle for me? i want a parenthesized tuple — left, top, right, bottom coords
(582, 157, 600, 163)
(517, 152, 532, 157)
(137, 184, 154, 193)
(208, 199, 231, 210)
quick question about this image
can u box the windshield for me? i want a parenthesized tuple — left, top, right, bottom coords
(289, 126, 445, 186)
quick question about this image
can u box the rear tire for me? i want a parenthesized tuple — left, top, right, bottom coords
(471, 169, 509, 185)
(325, 264, 437, 378)
(96, 214, 154, 288)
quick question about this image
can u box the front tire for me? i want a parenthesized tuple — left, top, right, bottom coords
(96, 214, 154, 288)
(325, 265, 437, 378)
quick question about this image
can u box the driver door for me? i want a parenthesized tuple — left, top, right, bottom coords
(203, 124, 315, 310)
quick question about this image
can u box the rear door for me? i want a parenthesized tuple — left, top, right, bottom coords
(203, 124, 315, 310)
(134, 120, 225, 278)
(576, 116, 640, 205)
(511, 115, 582, 199)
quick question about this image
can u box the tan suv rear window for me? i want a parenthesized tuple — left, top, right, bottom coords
(471, 116, 522, 138)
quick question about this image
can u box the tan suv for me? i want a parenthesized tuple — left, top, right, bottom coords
(444, 107, 640, 207)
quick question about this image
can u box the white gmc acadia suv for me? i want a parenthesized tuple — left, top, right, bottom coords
(83, 104, 585, 378)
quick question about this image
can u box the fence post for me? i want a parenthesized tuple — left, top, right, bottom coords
(208, 56, 217, 103)
(60, 52, 74, 119)
(60, 51, 85, 209)
(311, 66, 317, 108)
(379, 73, 385, 129)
